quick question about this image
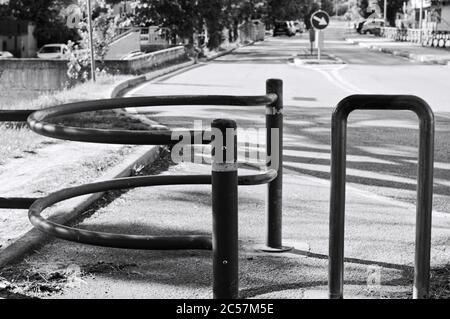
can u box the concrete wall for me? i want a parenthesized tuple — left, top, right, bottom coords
(0, 47, 187, 95)
(103, 46, 187, 74)
(0, 59, 68, 95)
(104, 30, 141, 60)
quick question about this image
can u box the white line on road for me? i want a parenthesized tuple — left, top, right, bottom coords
(297, 64, 368, 94)
(330, 66, 369, 94)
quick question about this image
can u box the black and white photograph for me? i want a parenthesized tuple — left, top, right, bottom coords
(0, 0, 449, 310)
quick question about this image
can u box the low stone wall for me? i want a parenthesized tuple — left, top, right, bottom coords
(0, 59, 69, 95)
(0, 46, 188, 95)
(103, 46, 188, 75)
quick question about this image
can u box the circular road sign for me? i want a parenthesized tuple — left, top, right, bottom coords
(310, 10, 330, 30)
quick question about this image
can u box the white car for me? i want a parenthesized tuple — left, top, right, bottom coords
(37, 44, 70, 59)
(0, 51, 14, 59)
(360, 19, 385, 35)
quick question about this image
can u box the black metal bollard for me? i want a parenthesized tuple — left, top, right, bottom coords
(265, 79, 288, 251)
(211, 119, 239, 299)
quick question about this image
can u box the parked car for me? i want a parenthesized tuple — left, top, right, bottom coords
(292, 20, 304, 33)
(37, 44, 70, 59)
(0, 51, 14, 59)
(120, 51, 146, 60)
(273, 21, 296, 37)
(360, 19, 385, 35)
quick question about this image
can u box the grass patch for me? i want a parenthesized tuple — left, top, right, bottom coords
(0, 74, 142, 164)
(430, 266, 450, 299)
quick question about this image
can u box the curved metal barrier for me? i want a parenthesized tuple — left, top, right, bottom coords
(0, 79, 286, 299)
(28, 172, 276, 251)
(329, 95, 435, 299)
(0, 84, 438, 299)
(27, 94, 277, 145)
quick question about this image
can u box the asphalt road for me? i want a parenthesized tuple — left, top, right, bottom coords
(126, 24, 450, 213)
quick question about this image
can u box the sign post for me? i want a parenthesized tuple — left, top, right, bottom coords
(310, 10, 330, 61)
(309, 29, 315, 55)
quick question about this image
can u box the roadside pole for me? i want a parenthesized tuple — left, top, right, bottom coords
(318, 30, 321, 60)
(309, 29, 315, 55)
(310, 10, 330, 61)
(87, 0, 96, 82)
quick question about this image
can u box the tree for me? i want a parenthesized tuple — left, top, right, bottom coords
(67, 1, 123, 82)
(267, 0, 305, 21)
(135, 0, 230, 50)
(321, 0, 335, 16)
(135, 0, 202, 45)
(6, 0, 79, 47)
(198, 0, 226, 49)
(358, 0, 403, 26)
(0, 3, 9, 18)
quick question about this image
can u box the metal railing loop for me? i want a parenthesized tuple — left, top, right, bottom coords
(1, 79, 287, 299)
(27, 94, 277, 145)
(329, 94, 435, 299)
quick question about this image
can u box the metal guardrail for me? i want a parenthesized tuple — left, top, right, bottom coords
(382, 27, 450, 48)
(0, 79, 287, 299)
(329, 95, 435, 299)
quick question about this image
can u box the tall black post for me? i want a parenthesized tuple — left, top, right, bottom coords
(211, 119, 239, 299)
(265, 79, 288, 251)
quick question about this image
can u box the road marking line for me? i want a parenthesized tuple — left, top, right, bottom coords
(330, 66, 369, 94)
(298, 64, 368, 94)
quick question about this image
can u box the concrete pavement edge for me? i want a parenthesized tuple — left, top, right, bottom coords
(346, 37, 449, 65)
(111, 59, 197, 98)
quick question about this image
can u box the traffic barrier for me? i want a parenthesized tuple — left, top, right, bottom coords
(329, 95, 435, 299)
(0, 79, 286, 299)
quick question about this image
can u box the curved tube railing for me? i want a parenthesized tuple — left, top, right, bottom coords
(0, 79, 286, 299)
(27, 94, 277, 145)
(28, 172, 277, 250)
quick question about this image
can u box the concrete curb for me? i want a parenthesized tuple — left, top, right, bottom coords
(202, 40, 258, 62)
(346, 37, 450, 65)
(204, 45, 242, 62)
(111, 59, 196, 98)
(115, 42, 252, 125)
(116, 40, 255, 99)
(111, 59, 200, 129)
(0, 145, 160, 268)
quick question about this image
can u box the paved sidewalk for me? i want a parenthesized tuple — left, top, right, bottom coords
(5, 154, 449, 299)
(346, 36, 450, 64)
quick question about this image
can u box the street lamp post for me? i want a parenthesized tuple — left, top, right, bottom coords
(87, 0, 96, 82)
(384, 0, 387, 23)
